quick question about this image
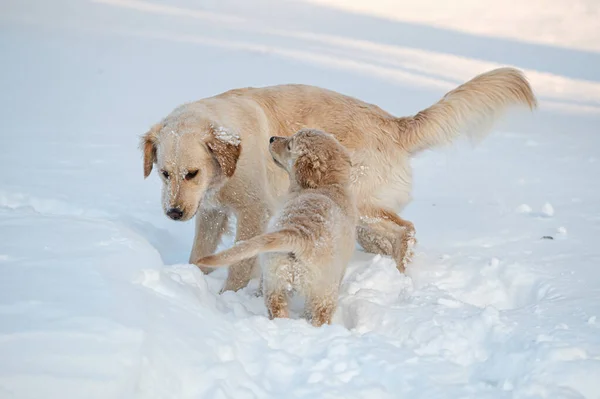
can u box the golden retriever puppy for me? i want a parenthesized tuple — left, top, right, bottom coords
(141, 67, 536, 292)
(195, 129, 357, 326)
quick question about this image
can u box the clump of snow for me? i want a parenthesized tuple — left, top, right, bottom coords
(359, 215, 385, 224)
(557, 226, 568, 235)
(516, 204, 533, 214)
(525, 139, 538, 147)
(541, 202, 555, 217)
(211, 124, 241, 146)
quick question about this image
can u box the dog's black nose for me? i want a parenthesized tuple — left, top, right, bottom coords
(269, 136, 276, 143)
(167, 208, 184, 220)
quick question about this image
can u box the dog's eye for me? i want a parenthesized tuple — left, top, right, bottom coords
(185, 170, 199, 180)
(161, 170, 170, 179)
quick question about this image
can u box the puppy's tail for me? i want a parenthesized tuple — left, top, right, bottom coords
(194, 230, 302, 268)
(401, 67, 537, 154)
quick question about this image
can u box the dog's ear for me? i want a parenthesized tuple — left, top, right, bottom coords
(206, 127, 241, 177)
(294, 140, 351, 188)
(294, 152, 326, 189)
(140, 123, 161, 178)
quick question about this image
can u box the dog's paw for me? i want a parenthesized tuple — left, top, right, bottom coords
(220, 280, 247, 294)
(406, 230, 417, 254)
(195, 264, 215, 275)
(394, 230, 417, 273)
(404, 231, 417, 265)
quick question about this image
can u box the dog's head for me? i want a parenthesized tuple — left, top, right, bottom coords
(140, 111, 241, 221)
(269, 129, 351, 189)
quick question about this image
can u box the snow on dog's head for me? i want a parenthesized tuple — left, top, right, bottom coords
(210, 123, 241, 147)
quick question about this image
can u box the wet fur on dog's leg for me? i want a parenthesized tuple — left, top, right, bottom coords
(221, 203, 272, 292)
(393, 228, 416, 273)
(358, 207, 416, 272)
(357, 225, 394, 257)
(221, 258, 261, 293)
(189, 207, 229, 274)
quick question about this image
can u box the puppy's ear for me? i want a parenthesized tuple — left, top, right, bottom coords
(140, 123, 161, 178)
(294, 152, 326, 189)
(206, 127, 241, 177)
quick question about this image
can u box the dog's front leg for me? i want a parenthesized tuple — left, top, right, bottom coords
(190, 207, 229, 274)
(221, 204, 270, 293)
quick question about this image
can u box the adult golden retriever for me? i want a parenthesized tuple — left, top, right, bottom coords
(196, 129, 357, 326)
(141, 67, 536, 292)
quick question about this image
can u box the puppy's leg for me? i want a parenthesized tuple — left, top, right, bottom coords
(265, 289, 289, 319)
(190, 207, 229, 274)
(261, 253, 291, 319)
(358, 207, 416, 273)
(221, 204, 271, 292)
(305, 291, 337, 327)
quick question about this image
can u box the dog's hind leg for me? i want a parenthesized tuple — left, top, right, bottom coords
(357, 207, 416, 273)
(357, 223, 393, 257)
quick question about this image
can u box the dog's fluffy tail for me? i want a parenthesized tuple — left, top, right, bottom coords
(402, 67, 537, 154)
(195, 230, 301, 268)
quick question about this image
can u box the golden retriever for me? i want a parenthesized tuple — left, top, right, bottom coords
(196, 129, 356, 326)
(141, 67, 536, 292)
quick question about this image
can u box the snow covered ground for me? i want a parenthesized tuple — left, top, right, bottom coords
(1, 0, 600, 398)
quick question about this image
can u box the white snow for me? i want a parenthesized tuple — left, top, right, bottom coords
(303, 0, 600, 53)
(1, 0, 600, 398)
(516, 204, 533, 214)
(542, 202, 556, 217)
(211, 124, 241, 146)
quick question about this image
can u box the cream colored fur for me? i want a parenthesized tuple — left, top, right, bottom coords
(196, 129, 357, 326)
(141, 67, 537, 292)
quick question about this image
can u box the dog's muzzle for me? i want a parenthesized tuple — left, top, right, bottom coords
(167, 208, 184, 220)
